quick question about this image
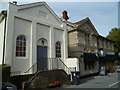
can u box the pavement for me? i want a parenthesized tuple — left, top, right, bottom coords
(63, 72, 120, 88)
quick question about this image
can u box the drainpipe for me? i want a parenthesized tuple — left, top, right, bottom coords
(2, 11, 7, 65)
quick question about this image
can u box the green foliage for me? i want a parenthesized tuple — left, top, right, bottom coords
(115, 60, 120, 65)
(48, 81, 61, 88)
(106, 28, 120, 53)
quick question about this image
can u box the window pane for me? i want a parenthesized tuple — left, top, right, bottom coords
(23, 38, 26, 41)
(19, 42, 22, 46)
(56, 42, 61, 58)
(16, 52, 19, 56)
(20, 52, 22, 56)
(16, 36, 26, 57)
(19, 37, 22, 40)
(23, 47, 26, 51)
(19, 47, 22, 51)
(23, 42, 26, 46)
(23, 52, 26, 56)
(16, 47, 20, 51)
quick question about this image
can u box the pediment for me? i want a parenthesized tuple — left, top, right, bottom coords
(17, 2, 62, 25)
(77, 18, 99, 35)
(79, 23, 92, 33)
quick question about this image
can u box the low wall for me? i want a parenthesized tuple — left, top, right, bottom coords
(25, 69, 71, 89)
(10, 74, 34, 89)
(10, 69, 71, 89)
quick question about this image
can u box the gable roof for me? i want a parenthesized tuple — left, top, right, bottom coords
(75, 17, 99, 35)
(66, 21, 77, 28)
(74, 17, 89, 25)
(67, 17, 99, 35)
(9, 2, 63, 24)
(98, 35, 114, 42)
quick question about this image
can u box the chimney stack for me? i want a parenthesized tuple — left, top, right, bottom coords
(62, 10, 69, 21)
(13, 1, 17, 5)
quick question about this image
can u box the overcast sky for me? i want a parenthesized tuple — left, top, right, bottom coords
(0, 1, 118, 37)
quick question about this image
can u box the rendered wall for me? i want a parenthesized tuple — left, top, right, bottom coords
(4, 2, 67, 74)
(66, 58, 79, 71)
(0, 19, 5, 64)
(11, 17, 32, 73)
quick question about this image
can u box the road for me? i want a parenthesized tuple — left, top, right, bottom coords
(65, 73, 120, 88)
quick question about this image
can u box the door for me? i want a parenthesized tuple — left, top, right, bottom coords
(37, 46, 48, 71)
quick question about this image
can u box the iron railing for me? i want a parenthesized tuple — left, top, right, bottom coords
(24, 58, 70, 75)
(10, 58, 77, 76)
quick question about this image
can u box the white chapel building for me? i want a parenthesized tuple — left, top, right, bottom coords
(0, 2, 78, 75)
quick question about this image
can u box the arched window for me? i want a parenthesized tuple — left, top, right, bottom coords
(55, 41, 61, 58)
(16, 35, 26, 57)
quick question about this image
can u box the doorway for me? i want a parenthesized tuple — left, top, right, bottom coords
(37, 38, 48, 71)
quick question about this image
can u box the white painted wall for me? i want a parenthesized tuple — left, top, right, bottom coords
(11, 17, 31, 73)
(66, 58, 79, 71)
(0, 19, 5, 64)
(37, 23, 50, 58)
(3, 2, 68, 75)
(4, 3, 16, 66)
(18, 4, 61, 26)
(54, 28, 64, 58)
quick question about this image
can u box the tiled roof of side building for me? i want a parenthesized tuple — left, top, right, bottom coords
(98, 35, 115, 43)
(66, 21, 78, 28)
(75, 17, 99, 35)
(67, 17, 99, 35)
(73, 17, 89, 25)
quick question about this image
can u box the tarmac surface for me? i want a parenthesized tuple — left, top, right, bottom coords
(64, 72, 120, 88)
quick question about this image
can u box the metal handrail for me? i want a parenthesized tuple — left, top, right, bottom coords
(59, 58, 69, 69)
(13, 58, 71, 76)
(58, 58, 70, 74)
(25, 58, 71, 85)
(24, 62, 37, 74)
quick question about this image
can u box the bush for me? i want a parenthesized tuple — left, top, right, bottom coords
(0, 64, 11, 82)
(115, 60, 120, 65)
(48, 81, 61, 88)
(108, 66, 115, 73)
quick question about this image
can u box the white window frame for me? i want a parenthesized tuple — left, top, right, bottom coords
(16, 35, 26, 57)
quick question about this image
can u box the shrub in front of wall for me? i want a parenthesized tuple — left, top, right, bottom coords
(48, 81, 61, 88)
(115, 60, 120, 65)
(108, 65, 115, 73)
(0, 64, 11, 82)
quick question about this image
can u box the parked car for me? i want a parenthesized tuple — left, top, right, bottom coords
(1, 82, 17, 90)
(116, 65, 120, 73)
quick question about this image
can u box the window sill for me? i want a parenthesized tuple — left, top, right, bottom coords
(15, 57, 27, 59)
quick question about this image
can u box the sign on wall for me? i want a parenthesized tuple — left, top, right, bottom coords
(84, 48, 94, 52)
